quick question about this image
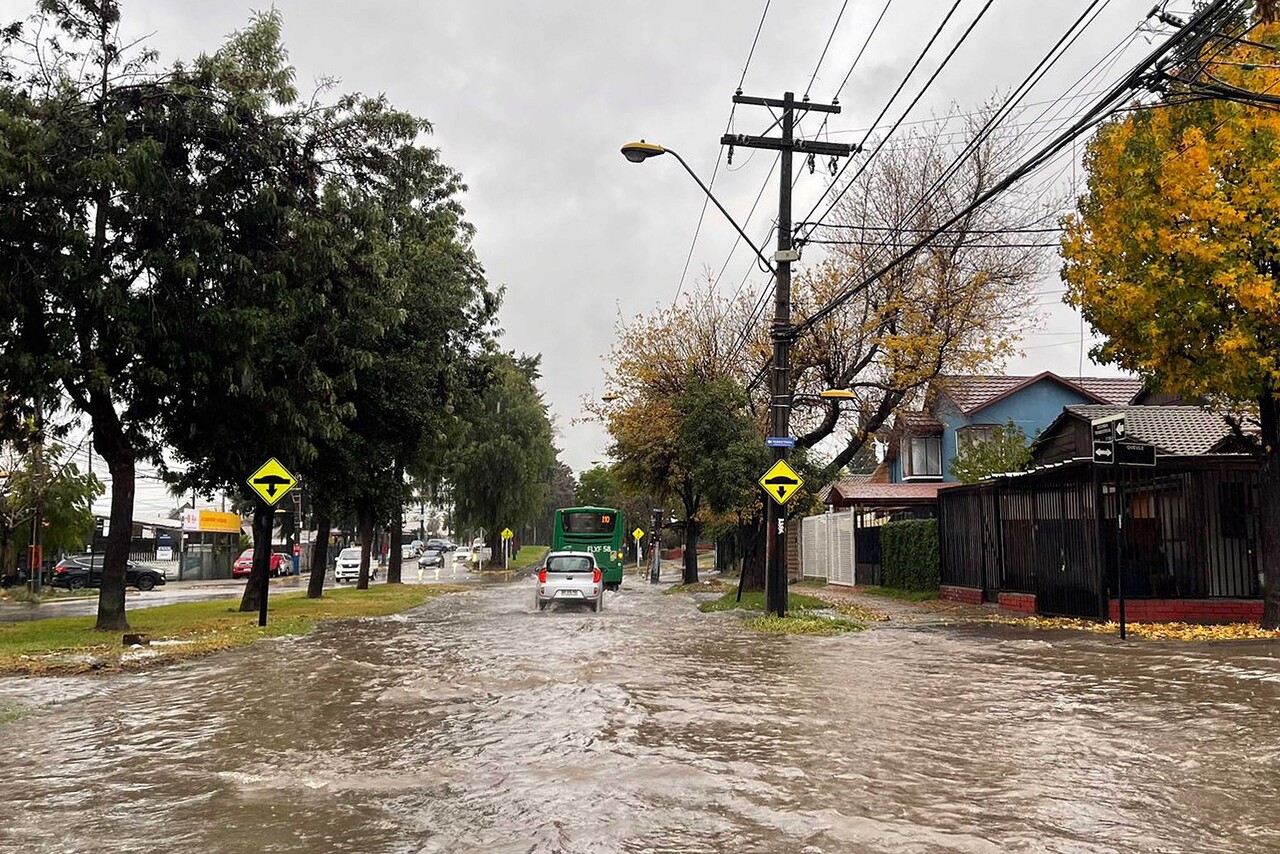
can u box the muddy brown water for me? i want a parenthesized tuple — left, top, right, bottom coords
(1, 578, 1278, 853)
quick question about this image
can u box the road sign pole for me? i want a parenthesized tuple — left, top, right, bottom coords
(258, 500, 270, 628)
(650, 508, 662, 584)
(1116, 470, 1127, 641)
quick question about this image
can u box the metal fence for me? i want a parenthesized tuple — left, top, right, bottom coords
(939, 456, 1263, 618)
(800, 509, 857, 585)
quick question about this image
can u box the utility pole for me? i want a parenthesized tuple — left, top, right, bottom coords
(723, 91, 853, 618)
(649, 507, 662, 584)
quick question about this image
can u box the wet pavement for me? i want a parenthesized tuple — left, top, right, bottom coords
(1, 575, 1279, 853)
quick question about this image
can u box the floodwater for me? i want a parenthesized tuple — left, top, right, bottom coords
(1, 578, 1279, 853)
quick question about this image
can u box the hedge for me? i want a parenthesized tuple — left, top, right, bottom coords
(880, 519, 940, 592)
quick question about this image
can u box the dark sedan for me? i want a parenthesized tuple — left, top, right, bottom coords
(50, 555, 167, 592)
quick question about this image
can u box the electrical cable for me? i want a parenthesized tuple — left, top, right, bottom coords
(670, 0, 772, 306)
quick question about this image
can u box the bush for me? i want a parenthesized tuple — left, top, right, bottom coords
(880, 519, 939, 591)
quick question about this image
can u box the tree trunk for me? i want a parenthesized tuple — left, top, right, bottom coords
(307, 512, 331, 599)
(357, 506, 374, 589)
(238, 503, 273, 612)
(1260, 391, 1280, 629)
(486, 530, 502, 568)
(88, 392, 133, 631)
(740, 517, 766, 592)
(388, 520, 403, 584)
(682, 516, 699, 585)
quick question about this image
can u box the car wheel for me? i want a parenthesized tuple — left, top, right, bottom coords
(68, 577, 86, 590)
(537, 600, 548, 611)
(593, 597, 603, 613)
(136, 575, 156, 592)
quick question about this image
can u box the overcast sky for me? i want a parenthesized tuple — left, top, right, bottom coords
(66, 0, 1164, 516)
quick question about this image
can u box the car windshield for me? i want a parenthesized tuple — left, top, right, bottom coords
(546, 555, 593, 573)
(237, 549, 254, 560)
(339, 548, 361, 560)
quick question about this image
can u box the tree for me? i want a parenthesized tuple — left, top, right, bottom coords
(949, 420, 1031, 483)
(1061, 12, 1280, 627)
(593, 282, 771, 586)
(786, 107, 1052, 473)
(1, 442, 102, 578)
(449, 353, 557, 565)
(0, 2, 226, 628)
(575, 465, 616, 508)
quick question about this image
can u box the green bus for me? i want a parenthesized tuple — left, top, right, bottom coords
(552, 506, 625, 589)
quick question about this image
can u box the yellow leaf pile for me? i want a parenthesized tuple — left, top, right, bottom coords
(989, 614, 1280, 642)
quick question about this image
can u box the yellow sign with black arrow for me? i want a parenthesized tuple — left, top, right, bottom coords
(247, 458, 298, 506)
(758, 459, 804, 505)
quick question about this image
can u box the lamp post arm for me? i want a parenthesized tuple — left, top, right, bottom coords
(664, 147, 776, 276)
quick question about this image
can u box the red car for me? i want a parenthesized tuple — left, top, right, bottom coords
(232, 549, 291, 578)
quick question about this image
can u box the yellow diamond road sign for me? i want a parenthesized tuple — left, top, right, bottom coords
(632, 527, 645, 541)
(759, 459, 804, 505)
(501, 528, 514, 540)
(247, 458, 298, 506)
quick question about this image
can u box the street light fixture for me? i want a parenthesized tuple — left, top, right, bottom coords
(819, 389, 856, 400)
(601, 393, 620, 402)
(619, 140, 775, 275)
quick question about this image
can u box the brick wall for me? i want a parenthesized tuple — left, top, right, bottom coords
(1109, 599, 1263, 624)
(998, 592, 1036, 615)
(940, 585, 982, 605)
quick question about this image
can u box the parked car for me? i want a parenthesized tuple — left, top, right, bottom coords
(418, 548, 443, 568)
(231, 549, 291, 578)
(50, 555, 167, 592)
(334, 547, 376, 584)
(408, 539, 425, 556)
(534, 551, 604, 612)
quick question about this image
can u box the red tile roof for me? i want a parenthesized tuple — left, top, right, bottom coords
(826, 481, 955, 507)
(935, 372, 1145, 413)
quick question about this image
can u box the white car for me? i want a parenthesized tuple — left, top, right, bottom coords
(334, 547, 376, 584)
(534, 551, 604, 612)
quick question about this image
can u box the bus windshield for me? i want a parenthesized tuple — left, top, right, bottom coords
(563, 512, 615, 534)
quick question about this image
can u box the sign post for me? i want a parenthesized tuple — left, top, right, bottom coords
(246, 458, 298, 627)
(632, 527, 645, 569)
(650, 508, 662, 584)
(501, 527, 513, 569)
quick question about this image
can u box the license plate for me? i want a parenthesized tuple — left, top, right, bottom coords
(559, 590, 582, 598)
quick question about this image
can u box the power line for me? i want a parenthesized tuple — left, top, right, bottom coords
(796, 0, 1249, 336)
(671, 0, 772, 305)
(804, 0, 852, 101)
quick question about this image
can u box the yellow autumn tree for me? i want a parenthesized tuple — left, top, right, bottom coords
(1061, 14, 1280, 626)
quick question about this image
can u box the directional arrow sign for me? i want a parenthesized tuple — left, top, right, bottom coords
(758, 459, 804, 505)
(247, 458, 298, 506)
(1092, 441, 1115, 465)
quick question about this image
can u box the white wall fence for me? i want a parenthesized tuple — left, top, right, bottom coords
(800, 508, 856, 586)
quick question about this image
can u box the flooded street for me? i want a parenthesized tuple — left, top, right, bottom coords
(2, 578, 1279, 853)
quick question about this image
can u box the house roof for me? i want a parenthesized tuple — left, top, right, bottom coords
(935, 372, 1146, 414)
(899, 412, 944, 434)
(825, 481, 955, 508)
(817, 472, 871, 503)
(1048, 405, 1243, 456)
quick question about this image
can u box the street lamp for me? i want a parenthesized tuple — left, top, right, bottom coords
(819, 389, 856, 400)
(619, 140, 775, 275)
(601, 393, 620, 402)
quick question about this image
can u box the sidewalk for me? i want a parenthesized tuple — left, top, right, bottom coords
(805, 584, 993, 625)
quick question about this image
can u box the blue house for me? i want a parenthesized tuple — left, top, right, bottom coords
(883, 372, 1146, 483)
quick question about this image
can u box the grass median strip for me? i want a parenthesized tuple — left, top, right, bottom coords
(0, 585, 465, 676)
(697, 590, 866, 635)
(860, 586, 940, 602)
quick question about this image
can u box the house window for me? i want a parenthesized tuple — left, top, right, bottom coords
(956, 424, 995, 449)
(905, 435, 941, 478)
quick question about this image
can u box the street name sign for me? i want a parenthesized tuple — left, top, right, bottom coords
(501, 528, 514, 540)
(1092, 441, 1115, 464)
(765, 436, 796, 448)
(1115, 441, 1156, 467)
(632, 527, 645, 541)
(247, 458, 298, 506)
(758, 459, 804, 505)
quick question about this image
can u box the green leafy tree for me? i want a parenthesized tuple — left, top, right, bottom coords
(949, 421, 1031, 484)
(449, 353, 557, 565)
(1, 445, 103, 577)
(0, 2, 238, 628)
